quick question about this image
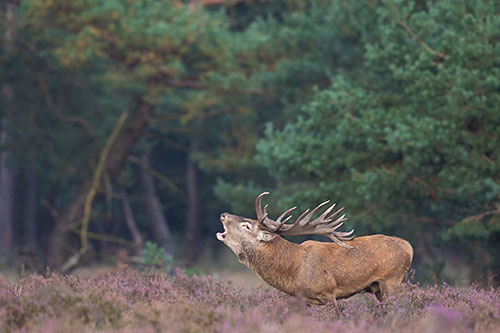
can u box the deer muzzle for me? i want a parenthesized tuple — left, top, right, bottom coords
(216, 213, 228, 241)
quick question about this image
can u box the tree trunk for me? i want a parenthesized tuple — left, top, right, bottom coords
(22, 106, 39, 254)
(119, 184, 144, 256)
(46, 191, 87, 267)
(140, 150, 174, 256)
(47, 102, 153, 268)
(0, 130, 15, 266)
(23, 169, 38, 252)
(185, 140, 200, 264)
(0, 0, 16, 267)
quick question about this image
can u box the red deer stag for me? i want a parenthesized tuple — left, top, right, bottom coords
(216, 192, 413, 309)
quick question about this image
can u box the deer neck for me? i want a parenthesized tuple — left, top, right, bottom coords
(246, 237, 302, 295)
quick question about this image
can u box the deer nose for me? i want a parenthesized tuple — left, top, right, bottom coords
(220, 213, 226, 221)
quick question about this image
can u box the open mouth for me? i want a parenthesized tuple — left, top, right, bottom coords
(216, 230, 227, 241)
(216, 221, 228, 241)
(217, 214, 228, 241)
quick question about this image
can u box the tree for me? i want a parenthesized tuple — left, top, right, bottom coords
(254, 0, 500, 283)
(17, 0, 264, 268)
(140, 150, 174, 257)
(0, 1, 18, 266)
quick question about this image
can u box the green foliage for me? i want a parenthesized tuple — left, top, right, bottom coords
(4, 0, 268, 261)
(184, 266, 205, 277)
(214, 179, 267, 216)
(143, 241, 203, 276)
(253, 0, 500, 281)
(143, 241, 173, 272)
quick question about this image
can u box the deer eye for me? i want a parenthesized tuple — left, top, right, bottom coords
(240, 222, 251, 231)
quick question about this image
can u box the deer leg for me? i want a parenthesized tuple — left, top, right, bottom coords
(366, 282, 382, 301)
(303, 297, 326, 306)
(303, 291, 339, 314)
(321, 294, 340, 315)
(306, 296, 339, 314)
(297, 288, 326, 306)
(332, 298, 340, 315)
(377, 281, 394, 301)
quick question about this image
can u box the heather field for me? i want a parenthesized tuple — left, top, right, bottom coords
(0, 267, 498, 333)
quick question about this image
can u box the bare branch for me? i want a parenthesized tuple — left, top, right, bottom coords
(161, 78, 265, 96)
(34, 70, 96, 135)
(396, 19, 446, 59)
(119, 184, 144, 254)
(59, 110, 129, 273)
(189, 0, 247, 11)
(12, 45, 95, 135)
(459, 209, 500, 225)
(128, 155, 185, 199)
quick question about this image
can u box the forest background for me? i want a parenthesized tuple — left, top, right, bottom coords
(1, 0, 499, 285)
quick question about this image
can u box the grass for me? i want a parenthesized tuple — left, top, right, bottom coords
(0, 266, 499, 332)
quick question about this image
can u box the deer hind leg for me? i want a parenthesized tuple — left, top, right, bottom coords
(325, 293, 340, 315)
(365, 281, 383, 301)
(321, 295, 339, 314)
(366, 281, 391, 301)
(303, 297, 326, 306)
(331, 297, 340, 315)
(376, 280, 397, 301)
(297, 288, 327, 306)
(307, 293, 339, 314)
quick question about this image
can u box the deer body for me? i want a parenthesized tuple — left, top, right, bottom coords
(217, 193, 413, 307)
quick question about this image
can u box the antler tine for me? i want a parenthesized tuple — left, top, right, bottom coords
(255, 192, 296, 232)
(296, 208, 310, 222)
(325, 206, 345, 221)
(300, 200, 330, 225)
(333, 229, 355, 238)
(281, 201, 338, 232)
(258, 212, 269, 228)
(330, 236, 354, 248)
(274, 206, 296, 232)
(276, 206, 297, 223)
(276, 200, 355, 248)
(309, 203, 340, 227)
(281, 208, 310, 233)
(255, 192, 270, 222)
(330, 221, 345, 232)
(318, 203, 336, 220)
(327, 213, 347, 230)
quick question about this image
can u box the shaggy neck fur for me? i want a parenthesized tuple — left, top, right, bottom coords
(246, 237, 302, 295)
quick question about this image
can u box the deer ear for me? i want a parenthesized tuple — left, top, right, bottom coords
(257, 230, 276, 242)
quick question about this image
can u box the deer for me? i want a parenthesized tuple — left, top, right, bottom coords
(216, 192, 413, 311)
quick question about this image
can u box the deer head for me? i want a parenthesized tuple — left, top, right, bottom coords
(216, 212, 274, 263)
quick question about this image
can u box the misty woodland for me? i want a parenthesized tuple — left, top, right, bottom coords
(2, 0, 500, 332)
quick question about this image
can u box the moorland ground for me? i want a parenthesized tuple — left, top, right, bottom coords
(1, 266, 499, 333)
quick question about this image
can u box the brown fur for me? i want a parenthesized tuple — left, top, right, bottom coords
(217, 213, 413, 307)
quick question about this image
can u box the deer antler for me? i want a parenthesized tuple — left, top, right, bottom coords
(255, 192, 355, 248)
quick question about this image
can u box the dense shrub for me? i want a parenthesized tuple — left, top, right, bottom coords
(0, 266, 499, 332)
